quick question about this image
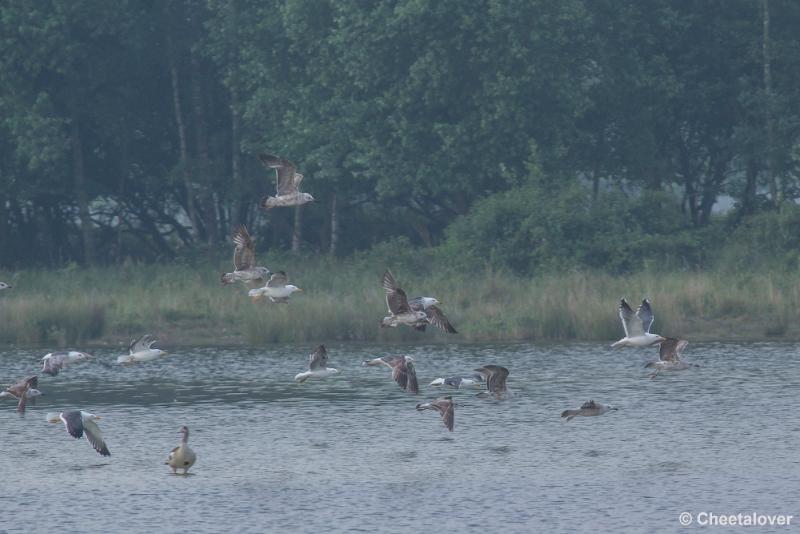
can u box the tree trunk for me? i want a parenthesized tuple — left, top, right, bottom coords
(70, 114, 94, 265)
(190, 52, 218, 245)
(291, 206, 303, 253)
(762, 0, 778, 206)
(169, 42, 199, 240)
(329, 193, 338, 255)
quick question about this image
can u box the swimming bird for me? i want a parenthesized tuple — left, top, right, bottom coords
(474, 365, 510, 399)
(560, 400, 617, 422)
(611, 298, 666, 348)
(416, 396, 454, 431)
(294, 344, 340, 383)
(46, 410, 110, 456)
(220, 225, 271, 287)
(429, 373, 485, 389)
(258, 153, 314, 209)
(0, 281, 11, 290)
(645, 338, 697, 378)
(2, 375, 41, 413)
(166, 426, 197, 475)
(41, 351, 93, 376)
(117, 335, 168, 365)
(362, 355, 419, 394)
(379, 270, 429, 329)
(247, 271, 303, 303)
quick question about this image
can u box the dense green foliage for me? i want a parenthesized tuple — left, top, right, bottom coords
(1, 1, 800, 271)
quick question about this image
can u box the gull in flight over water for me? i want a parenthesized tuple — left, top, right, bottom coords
(248, 271, 303, 303)
(47, 410, 110, 456)
(474, 365, 511, 399)
(429, 372, 485, 389)
(416, 396, 454, 431)
(220, 225, 271, 287)
(611, 298, 666, 348)
(41, 351, 92, 376)
(645, 338, 697, 378)
(1, 375, 42, 413)
(294, 345, 340, 383)
(561, 400, 617, 422)
(117, 335, 168, 365)
(363, 355, 419, 394)
(258, 153, 314, 209)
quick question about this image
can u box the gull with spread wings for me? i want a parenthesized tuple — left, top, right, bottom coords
(221, 225, 271, 287)
(561, 400, 617, 422)
(362, 355, 419, 394)
(248, 271, 303, 303)
(474, 364, 511, 399)
(46, 410, 110, 456)
(1, 375, 42, 413)
(380, 270, 456, 333)
(41, 351, 92, 376)
(294, 345, 340, 383)
(258, 153, 314, 209)
(611, 298, 666, 348)
(645, 338, 697, 378)
(117, 335, 168, 365)
(416, 396, 454, 432)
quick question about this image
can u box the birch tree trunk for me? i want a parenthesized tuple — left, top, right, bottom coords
(329, 194, 338, 255)
(169, 42, 198, 240)
(762, 0, 777, 206)
(292, 206, 303, 253)
(70, 114, 94, 264)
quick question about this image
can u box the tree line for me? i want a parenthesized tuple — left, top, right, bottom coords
(0, 0, 798, 270)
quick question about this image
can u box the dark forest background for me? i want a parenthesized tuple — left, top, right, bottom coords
(2, 0, 800, 275)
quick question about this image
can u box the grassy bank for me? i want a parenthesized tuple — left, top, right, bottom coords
(1, 258, 799, 347)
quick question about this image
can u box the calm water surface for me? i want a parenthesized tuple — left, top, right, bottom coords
(0, 342, 798, 533)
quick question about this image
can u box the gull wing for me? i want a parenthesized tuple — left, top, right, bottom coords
(432, 397, 454, 431)
(42, 353, 66, 376)
(382, 270, 411, 314)
(475, 365, 509, 394)
(424, 305, 457, 334)
(659, 338, 688, 362)
(308, 345, 328, 370)
(83, 418, 111, 457)
(60, 411, 84, 439)
(129, 335, 156, 354)
(385, 356, 417, 393)
(636, 299, 655, 333)
(266, 271, 288, 289)
(619, 299, 644, 337)
(232, 225, 256, 271)
(258, 153, 298, 196)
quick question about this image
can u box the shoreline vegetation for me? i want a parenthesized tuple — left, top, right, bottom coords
(2, 256, 800, 348)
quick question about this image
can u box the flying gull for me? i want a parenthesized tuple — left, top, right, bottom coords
(0, 281, 11, 290)
(380, 270, 456, 332)
(41, 351, 92, 376)
(363, 355, 419, 394)
(429, 372, 485, 389)
(294, 344, 340, 383)
(221, 225, 271, 287)
(258, 153, 314, 209)
(474, 364, 510, 399)
(416, 396, 454, 432)
(1, 375, 41, 413)
(611, 298, 666, 348)
(117, 335, 168, 365)
(46, 410, 110, 456)
(248, 271, 303, 303)
(645, 338, 697, 378)
(561, 400, 617, 422)
(166, 426, 197, 475)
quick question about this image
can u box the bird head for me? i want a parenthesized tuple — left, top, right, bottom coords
(27, 388, 43, 398)
(0, 282, 11, 290)
(301, 192, 315, 203)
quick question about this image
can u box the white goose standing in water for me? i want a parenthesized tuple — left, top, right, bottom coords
(166, 426, 197, 475)
(611, 298, 666, 348)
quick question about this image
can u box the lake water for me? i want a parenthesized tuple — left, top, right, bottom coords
(0, 342, 798, 533)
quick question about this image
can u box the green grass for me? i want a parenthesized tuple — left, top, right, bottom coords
(1, 259, 799, 347)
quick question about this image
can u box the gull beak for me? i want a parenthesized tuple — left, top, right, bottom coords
(94, 416, 102, 420)
(296, 288, 304, 292)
